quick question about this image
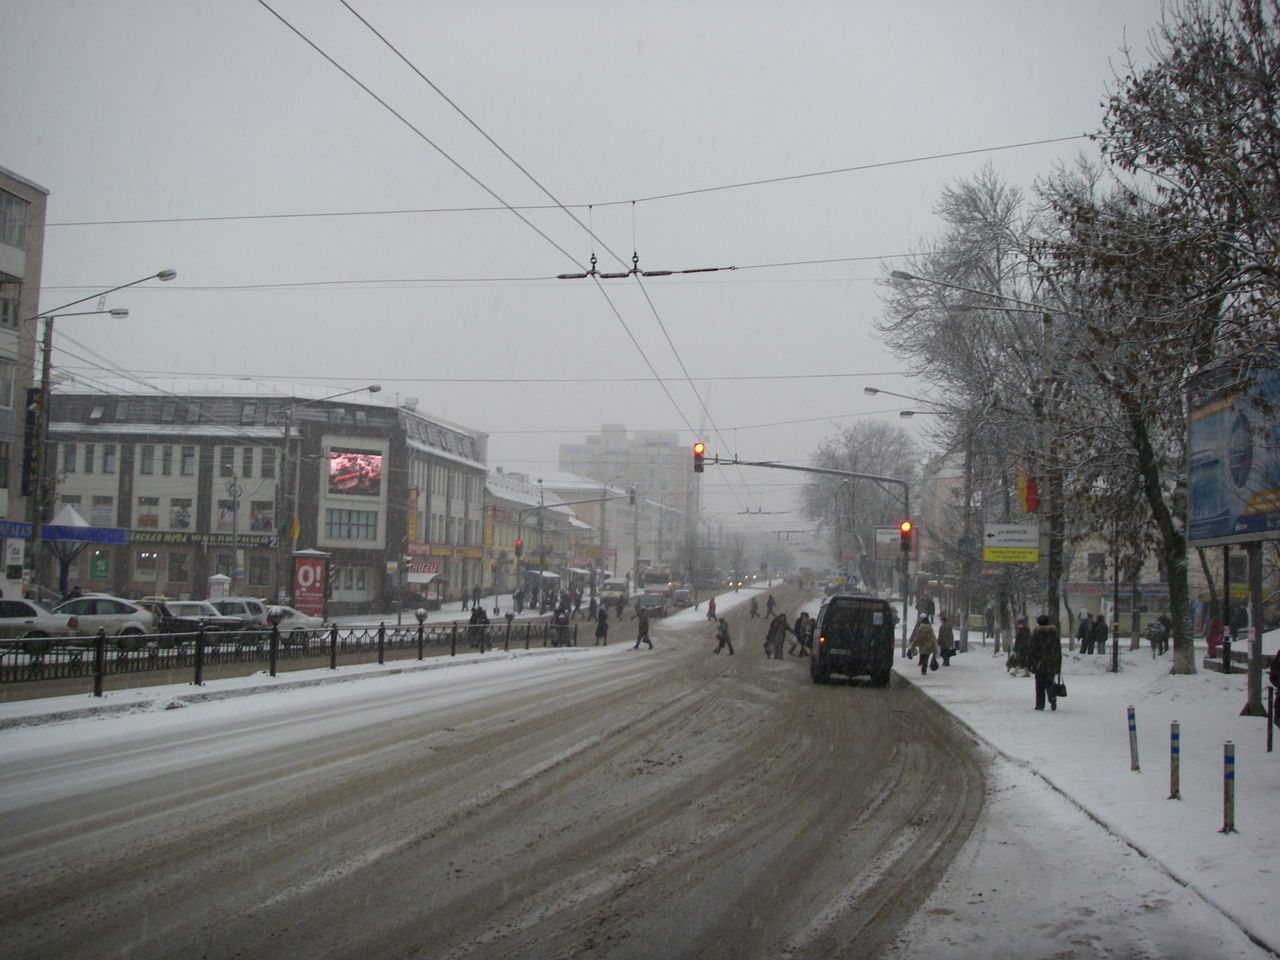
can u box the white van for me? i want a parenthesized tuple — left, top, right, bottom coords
(599, 579, 629, 605)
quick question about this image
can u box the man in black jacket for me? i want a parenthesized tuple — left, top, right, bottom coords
(1028, 615, 1063, 711)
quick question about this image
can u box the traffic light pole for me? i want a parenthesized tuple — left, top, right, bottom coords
(699, 454, 912, 651)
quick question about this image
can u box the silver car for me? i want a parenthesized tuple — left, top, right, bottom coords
(53, 594, 156, 650)
(0, 599, 79, 655)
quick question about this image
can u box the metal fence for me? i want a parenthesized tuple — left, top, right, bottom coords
(0, 618, 579, 695)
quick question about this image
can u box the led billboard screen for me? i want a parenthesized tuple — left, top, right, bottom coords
(327, 448, 383, 497)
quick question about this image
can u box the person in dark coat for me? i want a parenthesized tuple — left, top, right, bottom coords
(749, 597, 760, 618)
(789, 611, 811, 656)
(713, 618, 734, 655)
(764, 612, 790, 660)
(909, 615, 937, 676)
(1010, 616, 1031, 675)
(1027, 614, 1063, 711)
(594, 607, 609, 646)
(706, 596, 717, 621)
(1077, 613, 1093, 654)
(631, 606, 652, 649)
(937, 613, 955, 666)
(1090, 615, 1109, 655)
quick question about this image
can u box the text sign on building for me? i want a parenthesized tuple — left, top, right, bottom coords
(982, 523, 1040, 563)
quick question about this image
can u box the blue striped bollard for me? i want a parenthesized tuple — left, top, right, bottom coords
(1168, 721, 1180, 800)
(1128, 705, 1140, 771)
(1221, 741, 1236, 834)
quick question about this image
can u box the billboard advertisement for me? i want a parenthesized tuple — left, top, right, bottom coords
(327, 448, 383, 497)
(1187, 364, 1280, 545)
(293, 554, 328, 618)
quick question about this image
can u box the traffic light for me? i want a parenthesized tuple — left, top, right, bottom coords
(513, 539, 523, 558)
(899, 520, 912, 554)
(693, 441, 705, 473)
(629, 487, 636, 505)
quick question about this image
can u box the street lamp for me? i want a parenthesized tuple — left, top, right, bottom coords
(278, 384, 381, 602)
(25, 268, 177, 578)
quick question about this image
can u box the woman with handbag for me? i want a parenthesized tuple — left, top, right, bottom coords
(1027, 614, 1063, 711)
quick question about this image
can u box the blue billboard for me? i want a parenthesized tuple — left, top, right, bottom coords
(1187, 363, 1280, 545)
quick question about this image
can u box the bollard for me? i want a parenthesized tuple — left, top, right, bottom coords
(1221, 741, 1236, 834)
(92, 628, 107, 698)
(504, 614, 513, 652)
(1222, 637, 1232, 674)
(1128, 705, 1140, 771)
(194, 629, 206, 686)
(329, 623, 339, 671)
(1168, 721, 1180, 800)
(450, 623, 458, 657)
(417, 622, 425, 661)
(524, 623, 531, 650)
(1268, 686, 1274, 754)
(269, 625, 280, 678)
(377, 622, 386, 665)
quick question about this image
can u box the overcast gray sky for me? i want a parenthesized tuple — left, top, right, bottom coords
(2, 0, 1167, 535)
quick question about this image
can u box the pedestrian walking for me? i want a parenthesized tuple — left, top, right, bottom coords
(766, 594, 776, 617)
(937, 613, 955, 666)
(1010, 616, 1031, 676)
(1090, 614, 1109, 655)
(617, 594, 627, 618)
(706, 596, 717, 621)
(631, 606, 653, 649)
(908, 615, 937, 676)
(1028, 614, 1063, 711)
(1077, 613, 1093, 654)
(588, 595, 598, 623)
(749, 597, 759, 618)
(472, 585, 482, 611)
(594, 608, 609, 646)
(1206, 610, 1224, 659)
(765, 612, 790, 660)
(713, 618, 734, 655)
(789, 611, 810, 656)
(984, 605, 995, 640)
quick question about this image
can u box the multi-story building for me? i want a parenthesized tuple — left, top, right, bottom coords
(46, 387, 487, 613)
(485, 469, 590, 600)
(0, 167, 47, 584)
(558, 423, 699, 572)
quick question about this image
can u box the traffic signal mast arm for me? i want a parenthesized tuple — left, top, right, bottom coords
(692, 452, 912, 647)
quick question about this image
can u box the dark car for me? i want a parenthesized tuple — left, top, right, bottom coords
(136, 599, 242, 643)
(636, 593, 669, 618)
(810, 593, 895, 687)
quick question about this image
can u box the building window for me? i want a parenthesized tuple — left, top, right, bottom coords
(0, 359, 14, 408)
(139, 444, 155, 475)
(101, 444, 116, 474)
(0, 296, 18, 330)
(89, 405, 104, 422)
(62, 444, 77, 474)
(261, 448, 276, 478)
(134, 550, 158, 582)
(84, 444, 95, 474)
(325, 507, 377, 540)
(161, 401, 176, 423)
(137, 496, 160, 528)
(0, 441, 8, 489)
(167, 552, 190, 584)
(60, 494, 82, 512)
(161, 445, 173, 476)
(90, 495, 113, 526)
(186, 402, 200, 424)
(214, 554, 234, 578)
(250, 500, 274, 531)
(170, 498, 191, 529)
(0, 190, 28, 249)
(115, 401, 129, 421)
(241, 447, 254, 478)
(240, 402, 256, 425)
(180, 446, 195, 476)
(1086, 552, 1106, 582)
(216, 499, 235, 532)
(219, 446, 234, 477)
(248, 556, 270, 587)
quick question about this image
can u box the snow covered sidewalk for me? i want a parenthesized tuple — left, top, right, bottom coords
(893, 633, 1280, 957)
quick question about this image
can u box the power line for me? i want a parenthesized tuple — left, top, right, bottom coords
(55, 368, 907, 384)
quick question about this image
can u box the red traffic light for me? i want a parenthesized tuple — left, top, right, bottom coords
(513, 539, 523, 557)
(898, 520, 912, 534)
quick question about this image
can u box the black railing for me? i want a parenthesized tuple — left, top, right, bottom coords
(0, 618, 578, 692)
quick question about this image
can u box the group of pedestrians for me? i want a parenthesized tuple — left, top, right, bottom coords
(1075, 612, 1110, 655)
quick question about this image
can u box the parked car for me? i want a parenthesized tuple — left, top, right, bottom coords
(0, 599, 79, 655)
(135, 598, 243, 642)
(266, 605, 324, 643)
(209, 596, 270, 626)
(53, 594, 155, 649)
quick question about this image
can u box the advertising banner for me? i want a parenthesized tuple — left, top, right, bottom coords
(293, 555, 328, 618)
(1187, 364, 1280, 545)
